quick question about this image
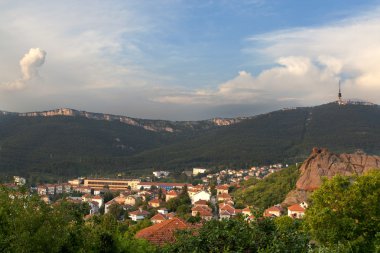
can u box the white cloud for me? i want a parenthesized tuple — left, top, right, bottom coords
(156, 9, 380, 106)
(20, 48, 46, 81)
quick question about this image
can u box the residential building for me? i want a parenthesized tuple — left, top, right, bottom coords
(129, 209, 150, 221)
(135, 218, 190, 246)
(193, 168, 207, 176)
(150, 213, 167, 224)
(264, 205, 283, 217)
(166, 190, 178, 202)
(191, 190, 211, 204)
(287, 204, 306, 219)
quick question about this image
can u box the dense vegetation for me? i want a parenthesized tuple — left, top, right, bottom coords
(1, 103, 380, 181)
(233, 165, 300, 209)
(1, 171, 378, 252)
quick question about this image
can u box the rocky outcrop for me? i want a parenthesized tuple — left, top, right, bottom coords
(283, 148, 380, 206)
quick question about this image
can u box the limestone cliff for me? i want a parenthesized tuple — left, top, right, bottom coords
(0, 108, 246, 133)
(283, 148, 380, 206)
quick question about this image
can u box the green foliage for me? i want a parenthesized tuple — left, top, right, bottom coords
(304, 170, 380, 252)
(233, 165, 300, 209)
(165, 186, 192, 217)
(163, 217, 309, 253)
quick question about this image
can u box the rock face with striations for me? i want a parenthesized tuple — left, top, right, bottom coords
(283, 148, 380, 206)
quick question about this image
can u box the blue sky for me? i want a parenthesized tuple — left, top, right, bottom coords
(1, 0, 380, 120)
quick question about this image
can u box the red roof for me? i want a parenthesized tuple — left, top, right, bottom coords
(194, 200, 208, 206)
(288, 204, 305, 212)
(136, 218, 190, 246)
(166, 190, 178, 196)
(216, 185, 229, 190)
(151, 213, 167, 221)
(129, 209, 150, 216)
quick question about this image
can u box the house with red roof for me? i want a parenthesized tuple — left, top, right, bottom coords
(287, 204, 306, 219)
(264, 205, 283, 217)
(165, 190, 178, 202)
(150, 213, 168, 224)
(129, 208, 150, 221)
(148, 198, 162, 208)
(191, 206, 213, 220)
(135, 217, 190, 246)
(217, 193, 232, 202)
(216, 185, 229, 195)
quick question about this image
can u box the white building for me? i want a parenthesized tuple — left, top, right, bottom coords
(153, 171, 170, 178)
(13, 176, 26, 186)
(193, 168, 207, 176)
(191, 190, 211, 204)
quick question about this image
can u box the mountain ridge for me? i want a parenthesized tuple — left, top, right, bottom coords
(1, 101, 380, 181)
(0, 108, 248, 133)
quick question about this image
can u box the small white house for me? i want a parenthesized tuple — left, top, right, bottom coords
(193, 168, 207, 176)
(191, 190, 211, 204)
(129, 209, 150, 221)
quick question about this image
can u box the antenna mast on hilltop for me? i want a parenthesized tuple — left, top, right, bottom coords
(338, 80, 343, 105)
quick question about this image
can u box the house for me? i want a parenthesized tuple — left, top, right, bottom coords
(148, 198, 162, 208)
(136, 218, 190, 246)
(191, 206, 213, 220)
(158, 208, 168, 215)
(153, 171, 170, 178)
(216, 185, 229, 195)
(218, 203, 242, 220)
(217, 193, 232, 202)
(91, 195, 104, 207)
(55, 185, 63, 194)
(193, 199, 208, 207)
(129, 208, 150, 221)
(264, 205, 283, 217)
(62, 183, 72, 193)
(165, 190, 178, 202)
(125, 195, 141, 206)
(37, 186, 47, 196)
(191, 190, 211, 204)
(150, 213, 167, 224)
(193, 168, 207, 176)
(191, 205, 213, 220)
(88, 201, 100, 215)
(166, 212, 176, 219)
(46, 184, 56, 195)
(242, 207, 252, 217)
(287, 204, 305, 219)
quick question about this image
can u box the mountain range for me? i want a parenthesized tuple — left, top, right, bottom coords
(1, 101, 380, 182)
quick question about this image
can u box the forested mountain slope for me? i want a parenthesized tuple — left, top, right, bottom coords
(1, 102, 380, 180)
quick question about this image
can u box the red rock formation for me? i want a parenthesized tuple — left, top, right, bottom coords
(283, 148, 380, 206)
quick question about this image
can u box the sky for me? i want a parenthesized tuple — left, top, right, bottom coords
(1, 0, 380, 120)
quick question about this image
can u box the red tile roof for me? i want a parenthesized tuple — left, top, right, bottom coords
(136, 217, 190, 246)
(129, 209, 150, 216)
(216, 185, 229, 190)
(287, 204, 305, 212)
(166, 190, 178, 196)
(193, 200, 208, 206)
(151, 213, 167, 222)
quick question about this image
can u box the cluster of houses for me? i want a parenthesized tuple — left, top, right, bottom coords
(191, 164, 285, 185)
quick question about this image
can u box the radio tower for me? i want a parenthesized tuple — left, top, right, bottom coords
(338, 80, 343, 105)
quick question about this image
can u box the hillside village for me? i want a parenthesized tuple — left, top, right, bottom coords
(1, 164, 311, 245)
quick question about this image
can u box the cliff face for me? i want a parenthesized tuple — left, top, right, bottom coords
(283, 148, 380, 206)
(0, 108, 245, 133)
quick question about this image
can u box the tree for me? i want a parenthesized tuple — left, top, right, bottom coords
(305, 170, 380, 252)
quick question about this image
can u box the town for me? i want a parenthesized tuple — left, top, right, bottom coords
(2, 164, 310, 246)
